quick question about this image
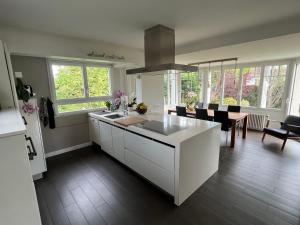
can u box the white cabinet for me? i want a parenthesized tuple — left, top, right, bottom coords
(124, 131, 174, 172)
(124, 149, 174, 195)
(112, 126, 125, 163)
(19, 99, 47, 178)
(99, 121, 113, 155)
(89, 117, 100, 145)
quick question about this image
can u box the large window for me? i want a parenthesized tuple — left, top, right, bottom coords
(223, 68, 240, 105)
(180, 72, 201, 104)
(241, 67, 261, 107)
(49, 61, 111, 114)
(261, 65, 287, 109)
(210, 69, 222, 104)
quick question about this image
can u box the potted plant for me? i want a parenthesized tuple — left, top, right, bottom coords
(136, 102, 147, 114)
(185, 91, 198, 111)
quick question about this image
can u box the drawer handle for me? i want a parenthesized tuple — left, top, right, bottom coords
(25, 135, 37, 158)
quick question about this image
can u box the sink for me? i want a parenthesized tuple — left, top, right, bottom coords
(104, 114, 124, 119)
(92, 111, 111, 115)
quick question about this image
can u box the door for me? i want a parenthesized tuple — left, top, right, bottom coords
(289, 64, 300, 116)
(99, 121, 113, 155)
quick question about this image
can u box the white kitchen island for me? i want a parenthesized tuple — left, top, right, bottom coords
(88, 111, 221, 206)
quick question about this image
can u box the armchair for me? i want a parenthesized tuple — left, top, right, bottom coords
(262, 115, 300, 150)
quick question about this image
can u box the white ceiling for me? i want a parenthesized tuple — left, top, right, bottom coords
(1, 0, 300, 52)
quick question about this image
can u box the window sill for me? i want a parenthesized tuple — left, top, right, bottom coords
(55, 107, 108, 118)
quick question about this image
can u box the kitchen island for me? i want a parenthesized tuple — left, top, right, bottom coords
(88, 111, 221, 206)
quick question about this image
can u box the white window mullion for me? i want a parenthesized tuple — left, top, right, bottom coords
(237, 66, 243, 105)
(258, 65, 265, 108)
(220, 65, 225, 106)
(82, 64, 89, 99)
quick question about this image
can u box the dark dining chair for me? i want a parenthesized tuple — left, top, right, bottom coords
(195, 102, 204, 109)
(195, 108, 213, 121)
(208, 103, 219, 111)
(214, 110, 232, 145)
(227, 105, 241, 135)
(227, 105, 241, 112)
(262, 115, 300, 150)
(176, 106, 187, 117)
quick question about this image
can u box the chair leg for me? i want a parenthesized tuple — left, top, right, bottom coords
(226, 132, 228, 146)
(262, 133, 266, 142)
(281, 139, 287, 151)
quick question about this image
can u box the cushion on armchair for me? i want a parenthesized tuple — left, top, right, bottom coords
(263, 128, 298, 139)
(281, 116, 300, 135)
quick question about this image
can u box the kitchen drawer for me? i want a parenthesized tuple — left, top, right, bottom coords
(124, 131, 174, 172)
(124, 149, 174, 195)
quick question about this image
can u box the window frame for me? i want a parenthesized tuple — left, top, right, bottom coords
(47, 59, 112, 116)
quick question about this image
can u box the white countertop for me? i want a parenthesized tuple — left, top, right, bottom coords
(0, 109, 26, 138)
(89, 111, 220, 146)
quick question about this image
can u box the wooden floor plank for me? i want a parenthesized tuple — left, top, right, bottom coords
(35, 131, 300, 225)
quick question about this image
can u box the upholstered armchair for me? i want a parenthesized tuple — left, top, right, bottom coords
(262, 115, 300, 150)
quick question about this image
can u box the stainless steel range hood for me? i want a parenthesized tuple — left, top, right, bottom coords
(126, 25, 198, 75)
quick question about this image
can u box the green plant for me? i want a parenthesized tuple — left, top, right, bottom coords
(223, 97, 237, 106)
(16, 78, 30, 102)
(105, 101, 112, 109)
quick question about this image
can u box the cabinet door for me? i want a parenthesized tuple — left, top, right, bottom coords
(99, 121, 113, 155)
(89, 117, 100, 144)
(112, 126, 125, 163)
(124, 131, 174, 173)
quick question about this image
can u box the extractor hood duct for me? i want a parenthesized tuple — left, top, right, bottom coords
(126, 25, 198, 75)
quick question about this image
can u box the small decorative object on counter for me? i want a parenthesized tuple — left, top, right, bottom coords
(185, 91, 198, 111)
(105, 101, 112, 110)
(128, 96, 136, 112)
(136, 102, 147, 114)
(113, 90, 125, 109)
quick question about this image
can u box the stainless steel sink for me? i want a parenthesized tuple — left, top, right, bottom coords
(92, 111, 111, 115)
(104, 114, 124, 119)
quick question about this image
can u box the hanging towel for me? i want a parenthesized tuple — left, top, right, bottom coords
(39, 97, 49, 127)
(47, 97, 56, 129)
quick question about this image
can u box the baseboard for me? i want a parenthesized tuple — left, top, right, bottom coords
(45, 142, 92, 158)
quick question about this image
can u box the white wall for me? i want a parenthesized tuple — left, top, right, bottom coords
(0, 25, 144, 66)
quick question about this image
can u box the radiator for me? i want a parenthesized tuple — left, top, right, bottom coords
(243, 113, 269, 131)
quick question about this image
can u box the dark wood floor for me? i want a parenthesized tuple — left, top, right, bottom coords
(35, 131, 300, 225)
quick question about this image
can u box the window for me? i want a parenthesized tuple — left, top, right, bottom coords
(223, 68, 240, 105)
(241, 67, 261, 107)
(49, 61, 111, 114)
(180, 72, 201, 104)
(261, 65, 287, 109)
(210, 69, 222, 104)
(164, 73, 177, 106)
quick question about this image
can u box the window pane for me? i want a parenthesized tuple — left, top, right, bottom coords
(210, 69, 222, 104)
(86, 66, 110, 97)
(180, 72, 201, 105)
(223, 68, 240, 105)
(261, 65, 287, 109)
(58, 101, 106, 113)
(52, 64, 84, 99)
(241, 67, 261, 107)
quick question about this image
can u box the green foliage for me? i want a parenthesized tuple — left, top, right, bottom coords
(240, 99, 250, 107)
(87, 67, 110, 97)
(54, 65, 84, 99)
(53, 64, 110, 113)
(223, 97, 237, 106)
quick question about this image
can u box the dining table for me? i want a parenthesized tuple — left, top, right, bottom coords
(167, 108, 248, 148)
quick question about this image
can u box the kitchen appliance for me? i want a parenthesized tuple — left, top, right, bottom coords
(134, 120, 185, 135)
(126, 25, 198, 75)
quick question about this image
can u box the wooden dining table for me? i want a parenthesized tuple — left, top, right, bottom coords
(168, 109, 248, 148)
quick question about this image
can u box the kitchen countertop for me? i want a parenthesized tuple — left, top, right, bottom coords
(89, 111, 220, 146)
(0, 109, 26, 138)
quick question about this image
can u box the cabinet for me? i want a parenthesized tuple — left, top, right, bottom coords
(99, 121, 113, 155)
(89, 117, 100, 144)
(112, 126, 125, 163)
(19, 99, 47, 178)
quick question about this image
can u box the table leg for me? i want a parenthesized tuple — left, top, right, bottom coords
(242, 116, 248, 139)
(230, 120, 236, 148)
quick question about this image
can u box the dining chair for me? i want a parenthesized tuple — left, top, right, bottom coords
(227, 105, 241, 136)
(227, 105, 241, 112)
(214, 110, 232, 145)
(176, 106, 187, 117)
(195, 108, 213, 121)
(195, 102, 204, 109)
(208, 103, 219, 111)
(262, 115, 300, 150)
